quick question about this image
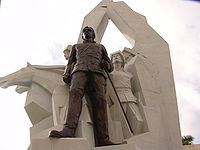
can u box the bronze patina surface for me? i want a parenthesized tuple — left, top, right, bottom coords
(49, 26, 115, 147)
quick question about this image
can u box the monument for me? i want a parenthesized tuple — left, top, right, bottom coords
(0, 0, 183, 150)
(49, 26, 116, 147)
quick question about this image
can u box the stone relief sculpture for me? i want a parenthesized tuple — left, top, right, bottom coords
(0, 0, 183, 150)
(63, 45, 72, 60)
(0, 63, 64, 125)
(110, 51, 143, 135)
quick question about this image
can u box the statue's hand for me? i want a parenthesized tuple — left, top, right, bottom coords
(101, 59, 113, 73)
(63, 74, 71, 84)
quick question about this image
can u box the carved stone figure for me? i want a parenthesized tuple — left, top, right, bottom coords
(63, 45, 72, 60)
(0, 63, 65, 127)
(110, 51, 143, 134)
(49, 26, 115, 147)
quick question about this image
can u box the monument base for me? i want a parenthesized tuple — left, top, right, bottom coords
(29, 137, 140, 150)
(92, 143, 140, 150)
(30, 138, 90, 150)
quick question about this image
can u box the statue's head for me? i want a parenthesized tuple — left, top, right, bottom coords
(111, 51, 125, 70)
(63, 45, 72, 60)
(82, 26, 95, 42)
(122, 47, 136, 63)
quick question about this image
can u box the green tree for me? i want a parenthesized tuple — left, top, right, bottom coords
(182, 135, 194, 145)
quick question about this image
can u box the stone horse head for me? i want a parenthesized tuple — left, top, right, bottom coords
(0, 63, 65, 125)
(0, 62, 34, 90)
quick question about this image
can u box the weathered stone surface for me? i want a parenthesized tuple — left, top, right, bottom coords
(183, 144, 200, 150)
(31, 138, 90, 150)
(92, 143, 140, 150)
(25, 83, 52, 124)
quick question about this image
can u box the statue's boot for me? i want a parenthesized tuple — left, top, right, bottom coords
(49, 90, 83, 138)
(49, 125, 75, 138)
(98, 137, 119, 146)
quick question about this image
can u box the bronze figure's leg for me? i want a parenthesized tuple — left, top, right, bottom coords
(89, 73, 115, 146)
(49, 72, 88, 138)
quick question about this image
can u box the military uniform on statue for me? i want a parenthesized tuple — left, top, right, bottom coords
(49, 26, 116, 147)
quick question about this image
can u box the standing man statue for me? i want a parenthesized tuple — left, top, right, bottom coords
(49, 26, 115, 147)
(110, 51, 143, 135)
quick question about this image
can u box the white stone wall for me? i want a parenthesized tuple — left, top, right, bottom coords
(183, 144, 200, 150)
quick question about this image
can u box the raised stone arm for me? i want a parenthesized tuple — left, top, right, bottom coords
(15, 85, 30, 94)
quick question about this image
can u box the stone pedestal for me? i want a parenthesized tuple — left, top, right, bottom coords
(30, 137, 140, 150)
(30, 138, 90, 150)
(92, 143, 140, 150)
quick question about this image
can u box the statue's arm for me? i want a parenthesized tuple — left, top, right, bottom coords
(64, 45, 76, 75)
(63, 45, 76, 83)
(101, 45, 114, 73)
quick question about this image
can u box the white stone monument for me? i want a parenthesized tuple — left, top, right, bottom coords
(0, 0, 183, 150)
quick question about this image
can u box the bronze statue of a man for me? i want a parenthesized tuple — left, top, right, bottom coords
(49, 26, 114, 146)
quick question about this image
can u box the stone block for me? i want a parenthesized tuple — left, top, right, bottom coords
(25, 83, 52, 124)
(75, 121, 95, 147)
(126, 104, 143, 135)
(107, 105, 124, 143)
(183, 144, 200, 150)
(30, 116, 54, 139)
(31, 137, 90, 150)
(92, 143, 140, 150)
(51, 138, 90, 150)
(31, 125, 63, 139)
(52, 85, 69, 125)
(31, 138, 51, 150)
(108, 120, 124, 143)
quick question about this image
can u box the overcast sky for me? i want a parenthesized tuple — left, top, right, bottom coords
(0, 0, 200, 149)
